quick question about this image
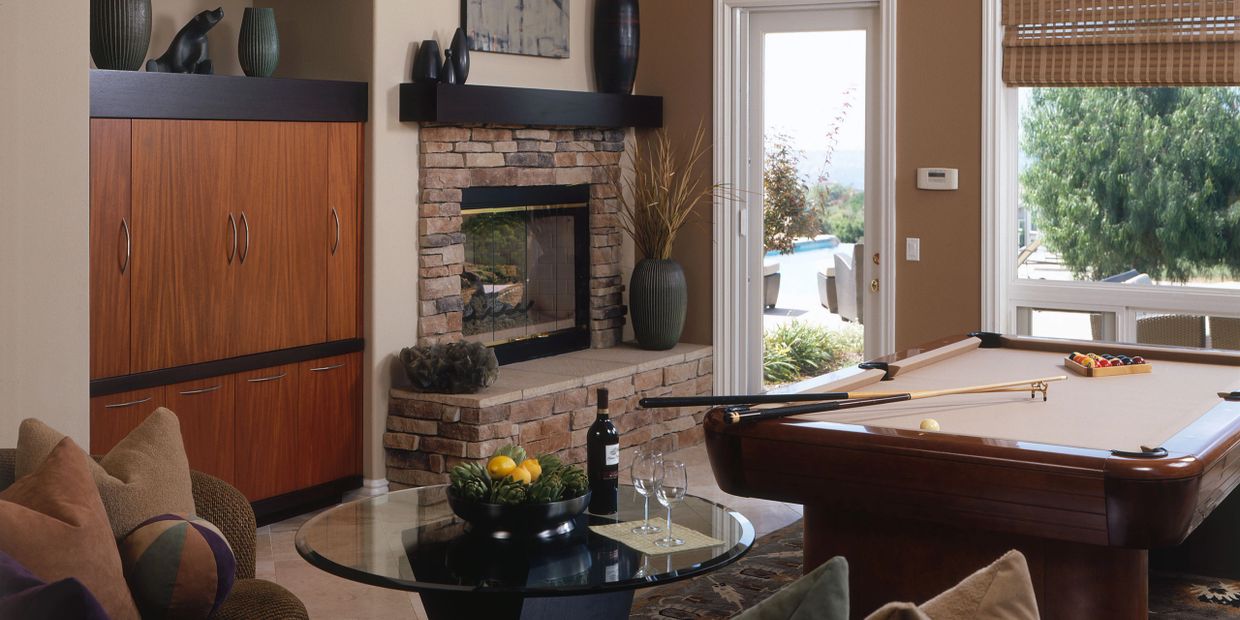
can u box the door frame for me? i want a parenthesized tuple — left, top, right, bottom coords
(713, 0, 897, 394)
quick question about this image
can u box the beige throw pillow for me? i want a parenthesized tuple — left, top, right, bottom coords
(16, 408, 196, 539)
(864, 550, 1040, 620)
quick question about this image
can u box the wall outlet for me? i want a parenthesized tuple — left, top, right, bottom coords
(906, 237, 920, 261)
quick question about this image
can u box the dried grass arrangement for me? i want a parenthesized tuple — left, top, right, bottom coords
(607, 127, 724, 260)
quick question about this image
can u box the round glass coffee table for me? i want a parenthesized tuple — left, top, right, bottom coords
(296, 484, 754, 620)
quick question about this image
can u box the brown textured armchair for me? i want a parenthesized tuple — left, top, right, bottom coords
(0, 449, 307, 620)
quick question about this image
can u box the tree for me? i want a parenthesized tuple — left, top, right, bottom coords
(764, 134, 819, 254)
(810, 182, 864, 243)
(1022, 87, 1240, 281)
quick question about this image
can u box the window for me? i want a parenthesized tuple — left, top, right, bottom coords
(988, 2, 1240, 350)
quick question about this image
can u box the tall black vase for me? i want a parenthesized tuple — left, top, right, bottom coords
(412, 40, 442, 82)
(629, 259, 686, 350)
(450, 28, 470, 85)
(239, 8, 280, 77)
(90, 0, 152, 71)
(593, 0, 639, 94)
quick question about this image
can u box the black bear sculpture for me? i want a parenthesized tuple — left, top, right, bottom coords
(146, 8, 223, 74)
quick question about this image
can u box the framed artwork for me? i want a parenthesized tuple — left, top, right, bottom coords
(463, 0, 570, 59)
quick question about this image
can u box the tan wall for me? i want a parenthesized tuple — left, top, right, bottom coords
(894, 0, 982, 350)
(0, 3, 90, 447)
(636, 0, 715, 346)
(261, 0, 373, 82)
(146, 0, 253, 76)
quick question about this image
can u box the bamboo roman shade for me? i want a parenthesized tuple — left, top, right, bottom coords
(1003, 0, 1240, 86)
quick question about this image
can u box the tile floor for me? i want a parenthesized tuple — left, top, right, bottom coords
(257, 443, 803, 619)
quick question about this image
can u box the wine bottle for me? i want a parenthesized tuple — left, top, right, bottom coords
(587, 387, 620, 514)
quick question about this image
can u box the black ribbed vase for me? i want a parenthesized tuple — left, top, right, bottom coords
(629, 259, 686, 350)
(90, 0, 151, 71)
(239, 8, 279, 77)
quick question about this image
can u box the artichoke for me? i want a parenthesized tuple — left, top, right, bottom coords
(560, 466, 588, 498)
(489, 477, 528, 506)
(526, 472, 564, 503)
(536, 453, 563, 477)
(450, 462, 491, 502)
(494, 444, 527, 465)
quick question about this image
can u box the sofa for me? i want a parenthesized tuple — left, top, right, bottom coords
(0, 448, 307, 620)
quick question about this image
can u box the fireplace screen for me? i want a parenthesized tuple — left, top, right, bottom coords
(459, 185, 590, 364)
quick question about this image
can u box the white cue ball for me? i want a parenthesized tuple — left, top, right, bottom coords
(919, 418, 940, 431)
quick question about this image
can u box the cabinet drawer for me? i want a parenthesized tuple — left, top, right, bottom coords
(166, 376, 236, 482)
(90, 387, 166, 454)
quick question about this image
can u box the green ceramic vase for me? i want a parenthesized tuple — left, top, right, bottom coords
(239, 8, 279, 77)
(629, 258, 687, 350)
(90, 0, 151, 71)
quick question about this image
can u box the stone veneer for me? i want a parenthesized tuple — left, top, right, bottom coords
(385, 344, 713, 489)
(417, 124, 628, 348)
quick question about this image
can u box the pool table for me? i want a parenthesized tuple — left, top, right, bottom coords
(705, 332, 1240, 619)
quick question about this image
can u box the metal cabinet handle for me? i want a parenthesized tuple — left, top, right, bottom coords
(310, 363, 345, 372)
(330, 207, 341, 255)
(104, 396, 151, 409)
(179, 385, 221, 396)
(227, 214, 237, 264)
(247, 372, 287, 383)
(239, 212, 250, 263)
(118, 218, 131, 274)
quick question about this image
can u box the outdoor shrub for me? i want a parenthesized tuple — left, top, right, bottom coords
(763, 321, 864, 385)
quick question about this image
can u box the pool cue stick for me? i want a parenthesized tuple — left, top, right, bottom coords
(643, 375, 1067, 409)
(719, 376, 1067, 425)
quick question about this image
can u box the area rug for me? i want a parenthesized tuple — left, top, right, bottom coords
(630, 519, 1240, 619)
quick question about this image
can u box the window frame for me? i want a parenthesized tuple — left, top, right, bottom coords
(982, 4, 1240, 344)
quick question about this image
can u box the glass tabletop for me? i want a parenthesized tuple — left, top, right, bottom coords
(295, 484, 755, 596)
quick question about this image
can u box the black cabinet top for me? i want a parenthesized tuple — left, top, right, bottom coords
(90, 70, 368, 122)
(400, 82, 662, 129)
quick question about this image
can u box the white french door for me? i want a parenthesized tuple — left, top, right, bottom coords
(715, 0, 895, 395)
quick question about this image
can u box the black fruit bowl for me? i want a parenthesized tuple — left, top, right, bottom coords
(447, 489, 592, 540)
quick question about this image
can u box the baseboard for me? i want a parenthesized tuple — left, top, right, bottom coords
(346, 478, 389, 501)
(251, 476, 362, 526)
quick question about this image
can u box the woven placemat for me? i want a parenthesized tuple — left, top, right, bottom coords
(590, 520, 726, 556)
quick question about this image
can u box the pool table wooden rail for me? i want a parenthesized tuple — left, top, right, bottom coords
(705, 334, 1240, 549)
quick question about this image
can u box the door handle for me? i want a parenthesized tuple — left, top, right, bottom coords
(179, 385, 221, 396)
(872, 253, 880, 265)
(104, 396, 152, 409)
(227, 214, 237, 264)
(118, 218, 131, 274)
(239, 212, 250, 264)
(330, 207, 341, 255)
(310, 363, 345, 372)
(247, 372, 287, 383)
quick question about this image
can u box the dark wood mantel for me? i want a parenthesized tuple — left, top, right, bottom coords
(399, 82, 662, 128)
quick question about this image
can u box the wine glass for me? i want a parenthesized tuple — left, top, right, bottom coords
(654, 460, 687, 548)
(630, 448, 663, 534)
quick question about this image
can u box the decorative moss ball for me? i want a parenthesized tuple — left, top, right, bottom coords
(400, 341, 500, 394)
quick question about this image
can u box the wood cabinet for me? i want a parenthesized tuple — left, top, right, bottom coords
(165, 375, 236, 482)
(234, 364, 301, 500)
(130, 120, 236, 372)
(231, 122, 329, 357)
(327, 124, 363, 341)
(298, 353, 361, 488)
(90, 387, 166, 454)
(90, 119, 133, 380)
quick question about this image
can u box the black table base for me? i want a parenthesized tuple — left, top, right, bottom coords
(419, 590, 635, 620)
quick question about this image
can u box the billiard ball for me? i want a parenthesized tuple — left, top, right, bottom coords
(920, 418, 940, 431)
(1133, 356, 1146, 364)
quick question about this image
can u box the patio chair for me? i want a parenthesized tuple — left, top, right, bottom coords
(818, 264, 837, 313)
(764, 260, 781, 309)
(1136, 314, 1207, 348)
(833, 243, 865, 324)
(1210, 317, 1240, 351)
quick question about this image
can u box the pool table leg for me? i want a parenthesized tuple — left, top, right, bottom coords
(803, 506, 1147, 619)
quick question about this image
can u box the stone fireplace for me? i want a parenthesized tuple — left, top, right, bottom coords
(417, 125, 628, 351)
(387, 118, 713, 490)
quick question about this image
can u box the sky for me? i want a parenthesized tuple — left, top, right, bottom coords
(764, 30, 867, 187)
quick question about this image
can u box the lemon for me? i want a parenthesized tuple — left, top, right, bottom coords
(520, 458, 542, 482)
(508, 465, 532, 485)
(487, 455, 516, 480)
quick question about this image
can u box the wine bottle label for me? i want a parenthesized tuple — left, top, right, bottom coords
(605, 444, 619, 466)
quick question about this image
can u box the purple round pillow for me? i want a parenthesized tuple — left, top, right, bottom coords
(119, 514, 235, 619)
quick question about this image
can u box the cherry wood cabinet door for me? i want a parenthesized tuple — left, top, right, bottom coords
(297, 353, 361, 488)
(233, 363, 299, 501)
(165, 375, 236, 482)
(231, 122, 329, 357)
(90, 119, 133, 379)
(90, 387, 167, 455)
(130, 120, 236, 372)
(326, 123, 363, 341)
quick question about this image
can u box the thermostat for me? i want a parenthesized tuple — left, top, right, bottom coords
(917, 168, 959, 191)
